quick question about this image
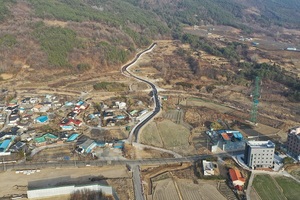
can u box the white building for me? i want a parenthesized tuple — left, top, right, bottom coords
(118, 102, 127, 110)
(202, 160, 215, 176)
(244, 140, 275, 169)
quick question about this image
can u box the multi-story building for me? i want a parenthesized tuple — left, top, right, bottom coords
(287, 127, 300, 161)
(244, 140, 275, 169)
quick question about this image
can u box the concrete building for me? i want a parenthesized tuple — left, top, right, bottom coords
(244, 140, 275, 169)
(287, 127, 300, 161)
(202, 160, 215, 176)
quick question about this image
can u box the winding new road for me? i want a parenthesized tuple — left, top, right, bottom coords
(121, 43, 160, 144)
(121, 43, 161, 200)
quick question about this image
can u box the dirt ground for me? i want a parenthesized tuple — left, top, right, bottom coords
(0, 166, 130, 198)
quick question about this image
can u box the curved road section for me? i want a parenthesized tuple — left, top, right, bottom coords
(121, 43, 160, 143)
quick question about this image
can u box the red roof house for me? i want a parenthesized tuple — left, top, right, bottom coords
(229, 168, 245, 190)
(60, 119, 82, 127)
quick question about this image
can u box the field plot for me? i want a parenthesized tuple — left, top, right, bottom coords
(140, 119, 190, 149)
(253, 175, 286, 200)
(274, 176, 300, 200)
(140, 121, 163, 147)
(163, 109, 182, 124)
(177, 180, 226, 200)
(157, 120, 190, 148)
(32, 144, 74, 161)
(153, 178, 180, 200)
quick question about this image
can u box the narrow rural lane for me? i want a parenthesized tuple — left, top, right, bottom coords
(131, 165, 144, 200)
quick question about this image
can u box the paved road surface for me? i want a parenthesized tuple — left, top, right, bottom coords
(121, 43, 160, 144)
(131, 165, 144, 200)
(1, 151, 244, 171)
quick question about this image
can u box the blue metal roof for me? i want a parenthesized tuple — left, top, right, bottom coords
(36, 115, 49, 123)
(0, 139, 11, 152)
(67, 133, 80, 142)
(233, 132, 243, 140)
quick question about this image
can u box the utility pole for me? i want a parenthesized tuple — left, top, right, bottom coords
(250, 76, 260, 125)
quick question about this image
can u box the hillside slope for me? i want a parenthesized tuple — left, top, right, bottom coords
(0, 0, 299, 82)
(0, 0, 169, 81)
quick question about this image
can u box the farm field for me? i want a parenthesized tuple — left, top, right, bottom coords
(157, 120, 190, 148)
(139, 121, 163, 147)
(140, 119, 191, 154)
(274, 176, 300, 200)
(177, 180, 226, 200)
(253, 175, 295, 200)
(153, 178, 180, 200)
(152, 178, 226, 200)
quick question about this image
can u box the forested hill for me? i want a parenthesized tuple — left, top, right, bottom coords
(0, 0, 170, 78)
(125, 0, 300, 29)
(0, 0, 299, 80)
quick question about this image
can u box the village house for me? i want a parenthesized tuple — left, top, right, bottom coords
(229, 168, 245, 191)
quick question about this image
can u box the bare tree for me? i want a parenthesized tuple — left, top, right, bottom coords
(70, 189, 113, 200)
